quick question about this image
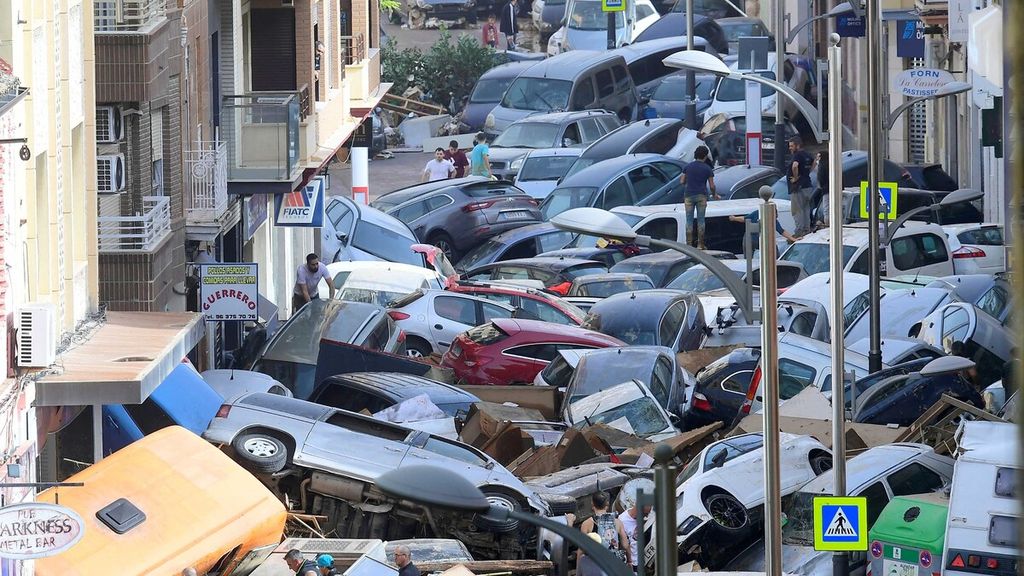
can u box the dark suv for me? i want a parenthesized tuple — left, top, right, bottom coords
(487, 110, 620, 180)
(371, 177, 542, 262)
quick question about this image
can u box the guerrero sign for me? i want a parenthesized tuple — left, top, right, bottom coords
(0, 503, 84, 559)
(199, 263, 259, 322)
(894, 68, 955, 98)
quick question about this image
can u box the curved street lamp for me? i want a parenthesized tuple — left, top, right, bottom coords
(376, 464, 634, 576)
(785, 1, 858, 45)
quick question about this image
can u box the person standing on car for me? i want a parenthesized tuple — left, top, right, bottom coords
(445, 140, 470, 178)
(499, 0, 519, 51)
(578, 491, 631, 576)
(788, 136, 814, 236)
(394, 545, 421, 576)
(293, 253, 335, 315)
(679, 145, 719, 249)
(285, 549, 319, 576)
(317, 554, 339, 576)
(469, 132, 493, 179)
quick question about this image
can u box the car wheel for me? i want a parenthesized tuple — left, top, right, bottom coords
(703, 491, 748, 531)
(232, 432, 288, 474)
(809, 451, 833, 475)
(473, 489, 523, 533)
(405, 337, 432, 358)
(430, 233, 459, 263)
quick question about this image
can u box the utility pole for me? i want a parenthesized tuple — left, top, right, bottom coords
(773, 0, 785, 172)
(866, 0, 883, 373)
(684, 0, 697, 129)
(759, 186, 782, 576)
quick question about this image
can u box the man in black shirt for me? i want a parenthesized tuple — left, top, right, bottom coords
(788, 136, 815, 236)
(395, 545, 421, 576)
(679, 145, 720, 249)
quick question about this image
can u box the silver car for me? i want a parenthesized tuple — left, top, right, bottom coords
(389, 288, 515, 357)
(321, 195, 424, 266)
(204, 393, 550, 531)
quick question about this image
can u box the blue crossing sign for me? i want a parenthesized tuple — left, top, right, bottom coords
(813, 496, 868, 551)
(859, 180, 899, 220)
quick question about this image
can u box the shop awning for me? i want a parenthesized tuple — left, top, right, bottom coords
(35, 312, 205, 406)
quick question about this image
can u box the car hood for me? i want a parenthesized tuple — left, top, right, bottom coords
(566, 28, 629, 50)
(463, 101, 500, 131)
(514, 179, 559, 199)
(566, 380, 675, 439)
(728, 540, 833, 576)
(489, 107, 541, 134)
(488, 147, 536, 163)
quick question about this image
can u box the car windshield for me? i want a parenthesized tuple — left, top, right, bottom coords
(540, 186, 599, 219)
(575, 278, 653, 297)
(470, 78, 514, 104)
(666, 266, 741, 292)
(564, 264, 608, 279)
(568, 1, 625, 30)
(573, 395, 668, 436)
(722, 22, 767, 42)
(493, 123, 561, 148)
(781, 491, 816, 545)
(456, 239, 505, 271)
(652, 75, 715, 102)
(570, 354, 657, 402)
(352, 220, 420, 266)
(519, 155, 579, 182)
(715, 70, 776, 101)
(563, 157, 600, 179)
(502, 77, 573, 111)
(612, 260, 677, 286)
(781, 243, 857, 276)
(584, 314, 657, 345)
(262, 300, 376, 365)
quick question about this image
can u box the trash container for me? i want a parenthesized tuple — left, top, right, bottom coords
(868, 493, 949, 576)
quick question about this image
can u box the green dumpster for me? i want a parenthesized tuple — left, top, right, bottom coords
(868, 493, 949, 576)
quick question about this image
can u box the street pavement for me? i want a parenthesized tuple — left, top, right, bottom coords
(326, 150, 435, 201)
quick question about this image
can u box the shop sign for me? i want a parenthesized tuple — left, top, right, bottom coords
(245, 193, 268, 241)
(198, 263, 259, 322)
(0, 503, 84, 559)
(274, 176, 325, 227)
(894, 68, 955, 97)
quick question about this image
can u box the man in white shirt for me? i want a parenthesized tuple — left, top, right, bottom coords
(293, 252, 335, 315)
(618, 502, 651, 572)
(422, 147, 455, 182)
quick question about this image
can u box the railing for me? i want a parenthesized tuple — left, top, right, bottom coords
(98, 196, 171, 252)
(341, 34, 367, 65)
(185, 140, 228, 223)
(297, 84, 312, 120)
(94, 0, 167, 32)
(222, 92, 301, 181)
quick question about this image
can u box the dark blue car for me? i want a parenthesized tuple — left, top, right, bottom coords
(852, 357, 983, 426)
(454, 223, 575, 272)
(462, 61, 538, 132)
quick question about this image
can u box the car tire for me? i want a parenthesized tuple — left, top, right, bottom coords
(473, 489, 523, 534)
(703, 491, 748, 532)
(232, 432, 288, 474)
(405, 337, 433, 358)
(429, 233, 459, 263)
(809, 451, 833, 476)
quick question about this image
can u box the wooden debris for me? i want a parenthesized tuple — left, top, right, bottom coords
(895, 394, 1006, 455)
(422, 560, 555, 576)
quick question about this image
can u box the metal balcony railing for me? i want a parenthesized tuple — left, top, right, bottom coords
(185, 140, 228, 223)
(222, 91, 302, 182)
(94, 0, 167, 32)
(341, 34, 367, 65)
(97, 196, 172, 252)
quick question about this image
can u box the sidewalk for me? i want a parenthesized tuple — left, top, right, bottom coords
(325, 150, 435, 202)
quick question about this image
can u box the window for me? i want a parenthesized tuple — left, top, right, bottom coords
(521, 297, 574, 324)
(315, 385, 391, 413)
(628, 165, 668, 200)
(466, 322, 509, 345)
(504, 239, 539, 260)
(861, 482, 890, 527)
(538, 231, 573, 252)
(790, 312, 817, 337)
(434, 295, 477, 324)
(890, 233, 948, 271)
(598, 115, 621, 132)
(977, 286, 1010, 321)
(940, 306, 971, 349)
(995, 467, 1016, 498)
(396, 199, 430, 222)
(602, 177, 633, 209)
(505, 344, 562, 362)
(502, 77, 573, 111)
(653, 161, 683, 180)
(481, 301, 512, 322)
(596, 69, 615, 98)
(579, 118, 605, 142)
(612, 65, 631, 92)
(123, 398, 176, 435)
(990, 516, 1018, 548)
(421, 438, 487, 466)
(562, 122, 582, 146)
(887, 462, 944, 496)
(327, 200, 355, 232)
(360, 319, 392, 352)
(636, 3, 656, 17)
(325, 412, 409, 441)
(637, 217, 678, 241)
(427, 195, 453, 211)
(478, 292, 515, 307)
(843, 292, 871, 330)
(650, 356, 673, 407)
(658, 301, 687, 347)
(635, 130, 680, 155)
(778, 359, 816, 399)
(958, 226, 1004, 246)
(721, 370, 753, 394)
(572, 78, 597, 109)
(494, 266, 531, 280)
(849, 251, 870, 275)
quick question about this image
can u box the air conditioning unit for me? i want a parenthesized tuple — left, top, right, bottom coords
(96, 106, 124, 143)
(97, 154, 126, 193)
(17, 303, 57, 368)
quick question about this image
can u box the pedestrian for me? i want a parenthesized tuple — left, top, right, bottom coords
(292, 252, 335, 315)
(393, 545, 421, 576)
(618, 501, 651, 574)
(469, 132, 493, 179)
(577, 491, 630, 576)
(317, 554, 339, 576)
(787, 136, 814, 236)
(811, 150, 828, 229)
(445, 140, 470, 178)
(482, 13, 499, 48)
(285, 549, 320, 576)
(499, 0, 519, 51)
(728, 204, 800, 253)
(679, 145, 719, 249)
(423, 147, 455, 182)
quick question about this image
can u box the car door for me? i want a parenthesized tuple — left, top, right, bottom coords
(428, 293, 486, 353)
(302, 411, 411, 476)
(599, 175, 635, 210)
(889, 232, 953, 276)
(628, 164, 670, 205)
(323, 197, 357, 262)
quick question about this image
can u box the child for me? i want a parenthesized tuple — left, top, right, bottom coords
(482, 14, 499, 48)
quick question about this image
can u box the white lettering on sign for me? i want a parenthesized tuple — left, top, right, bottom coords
(893, 68, 955, 98)
(198, 263, 260, 322)
(0, 503, 85, 560)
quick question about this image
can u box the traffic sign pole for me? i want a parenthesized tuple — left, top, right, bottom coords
(601, 0, 625, 49)
(607, 11, 615, 49)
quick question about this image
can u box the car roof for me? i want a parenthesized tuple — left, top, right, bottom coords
(612, 198, 771, 218)
(518, 50, 627, 81)
(799, 443, 937, 493)
(579, 119, 684, 159)
(713, 165, 781, 191)
(480, 60, 540, 79)
(321, 372, 478, 404)
(559, 153, 683, 186)
(777, 331, 873, 369)
(490, 256, 604, 270)
(484, 222, 559, 245)
(524, 147, 585, 159)
(611, 249, 733, 267)
(329, 197, 414, 236)
(373, 176, 490, 207)
(636, 13, 715, 42)
(490, 317, 625, 345)
(846, 337, 930, 360)
(795, 221, 946, 247)
(511, 109, 616, 125)
(611, 36, 712, 62)
(588, 289, 690, 320)
(573, 272, 652, 283)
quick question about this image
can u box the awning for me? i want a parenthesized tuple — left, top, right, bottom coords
(882, 9, 920, 21)
(35, 312, 205, 406)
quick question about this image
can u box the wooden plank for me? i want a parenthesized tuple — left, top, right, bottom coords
(416, 560, 554, 575)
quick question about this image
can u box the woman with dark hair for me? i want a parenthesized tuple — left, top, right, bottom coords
(577, 492, 630, 576)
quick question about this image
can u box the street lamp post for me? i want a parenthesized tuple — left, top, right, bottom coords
(784, 2, 858, 45)
(866, 0, 883, 374)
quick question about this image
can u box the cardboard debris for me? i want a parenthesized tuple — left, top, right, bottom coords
(676, 345, 742, 376)
(427, 560, 556, 576)
(580, 423, 652, 451)
(895, 393, 1007, 455)
(621, 422, 723, 462)
(457, 385, 560, 419)
(512, 428, 600, 478)
(778, 387, 834, 420)
(478, 421, 535, 466)
(732, 414, 903, 454)
(459, 402, 546, 448)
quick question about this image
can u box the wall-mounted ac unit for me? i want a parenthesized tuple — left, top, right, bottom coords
(17, 303, 57, 368)
(96, 105, 124, 143)
(97, 154, 126, 193)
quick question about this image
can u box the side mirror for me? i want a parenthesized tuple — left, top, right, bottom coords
(336, 232, 349, 243)
(709, 448, 727, 469)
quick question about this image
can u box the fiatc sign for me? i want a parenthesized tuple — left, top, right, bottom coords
(274, 176, 326, 227)
(199, 263, 260, 322)
(0, 503, 84, 559)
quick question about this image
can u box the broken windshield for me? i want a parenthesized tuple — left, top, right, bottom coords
(501, 77, 572, 112)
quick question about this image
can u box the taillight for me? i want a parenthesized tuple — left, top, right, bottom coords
(215, 404, 232, 418)
(549, 281, 571, 295)
(388, 310, 411, 321)
(739, 366, 762, 415)
(462, 199, 499, 212)
(397, 330, 406, 343)
(691, 392, 713, 412)
(953, 246, 986, 259)
(525, 198, 539, 206)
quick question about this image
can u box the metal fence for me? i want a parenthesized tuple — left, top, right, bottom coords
(185, 140, 228, 223)
(97, 196, 171, 252)
(341, 34, 366, 65)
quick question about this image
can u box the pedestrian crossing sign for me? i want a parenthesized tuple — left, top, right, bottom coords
(601, 0, 625, 12)
(859, 180, 899, 220)
(813, 496, 868, 551)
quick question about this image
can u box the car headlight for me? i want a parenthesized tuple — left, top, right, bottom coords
(510, 157, 524, 172)
(485, 114, 495, 130)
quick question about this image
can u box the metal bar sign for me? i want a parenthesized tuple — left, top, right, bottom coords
(199, 263, 259, 322)
(859, 180, 898, 220)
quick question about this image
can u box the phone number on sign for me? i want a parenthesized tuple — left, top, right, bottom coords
(208, 314, 257, 321)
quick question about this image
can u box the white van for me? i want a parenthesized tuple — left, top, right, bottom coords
(943, 420, 1020, 576)
(780, 221, 955, 278)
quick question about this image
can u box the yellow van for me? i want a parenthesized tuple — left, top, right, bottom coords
(36, 426, 287, 576)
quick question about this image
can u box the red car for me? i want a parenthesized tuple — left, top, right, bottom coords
(441, 318, 624, 386)
(448, 281, 587, 326)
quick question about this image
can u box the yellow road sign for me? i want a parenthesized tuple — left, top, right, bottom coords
(814, 496, 869, 551)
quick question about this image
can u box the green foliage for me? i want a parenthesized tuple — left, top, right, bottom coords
(380, 0, 402, 12)
(382, 29, 501, 107)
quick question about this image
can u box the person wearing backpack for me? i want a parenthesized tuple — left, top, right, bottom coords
(577, 492, 630, 576)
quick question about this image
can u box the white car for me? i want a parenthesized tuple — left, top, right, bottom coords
(702, 53, 812, 124)
(943, 223, 1006, 274)
(317, 260, 447, 303)
(642, 433, 832, 568)
(388, 288, 515, 357)
(547, 0, 659, 55)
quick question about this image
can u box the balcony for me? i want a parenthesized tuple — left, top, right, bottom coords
(94, 0, 167, 33)
(344, 34, 384, 104)
(222, 88, 311, 185)
(185, 141, 228, 224)
(98, 196, 172, 253)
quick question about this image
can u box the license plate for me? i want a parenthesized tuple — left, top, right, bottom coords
(764, 142, 775, 150)
(498, 210, 532, 221)
(883, 559, 917, 576)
